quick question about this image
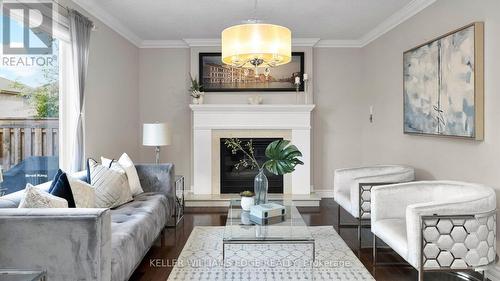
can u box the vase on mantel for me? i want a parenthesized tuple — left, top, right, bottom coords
(254, 168, 269, 205)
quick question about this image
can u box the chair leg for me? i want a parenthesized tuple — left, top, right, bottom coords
(418, 267, 424, 281)
(358, 217, 362, 247)
(337, 204, 341, 229)
(373, 234, 377, 266)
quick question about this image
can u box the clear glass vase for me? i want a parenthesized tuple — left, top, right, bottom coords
(254, 168, 269, 205)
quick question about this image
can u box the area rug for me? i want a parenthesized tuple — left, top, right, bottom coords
(167, 226, 375, 280)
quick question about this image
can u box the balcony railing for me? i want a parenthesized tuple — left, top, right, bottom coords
(0, 118, 59, 170)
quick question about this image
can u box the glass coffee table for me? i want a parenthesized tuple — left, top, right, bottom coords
(223, 199, 315, 263)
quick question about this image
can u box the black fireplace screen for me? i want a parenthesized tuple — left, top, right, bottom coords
(220, 138, 284, 194)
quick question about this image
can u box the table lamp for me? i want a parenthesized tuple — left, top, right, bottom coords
(143, 123, 172, 164)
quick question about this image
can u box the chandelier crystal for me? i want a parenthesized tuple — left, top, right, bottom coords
(221, 21, 292, 69)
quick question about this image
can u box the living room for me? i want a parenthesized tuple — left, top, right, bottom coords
(0, 0, 499, 280)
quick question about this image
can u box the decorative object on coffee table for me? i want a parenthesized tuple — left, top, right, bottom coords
(223, 199, 315, 263)
(239, 190, 255, 211)
(189, 74, 204, 104)
(143, 123, 172, 164)
(224, 139, 303, 204)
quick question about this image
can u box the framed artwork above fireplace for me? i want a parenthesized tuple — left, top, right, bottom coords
(199, 52, 305, 92)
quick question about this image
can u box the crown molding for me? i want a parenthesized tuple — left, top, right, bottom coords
(183, 38, 220, 47)
(72, 0, 142, 47)
(74, 0, 437, 49)
(292, 38, 321, 47)
(180, 38, 321, 48)
(315, 39, 363, 48)
(359, 0, 437, 47)
(140, 40, 189, 48)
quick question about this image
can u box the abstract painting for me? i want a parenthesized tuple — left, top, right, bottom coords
(403, 23, 484, 139)
(199, 52, 304, 92)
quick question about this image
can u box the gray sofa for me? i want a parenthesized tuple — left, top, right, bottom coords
(0, 163, 175, 281)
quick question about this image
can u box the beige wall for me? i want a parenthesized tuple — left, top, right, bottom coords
(138, 49, 191, 187)
(361, 0, 500, 187)
(313, 48, 364, 191)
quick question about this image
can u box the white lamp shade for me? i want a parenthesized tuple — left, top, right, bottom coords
(143, 123, 172, 146)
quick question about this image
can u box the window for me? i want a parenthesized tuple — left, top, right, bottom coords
(0, 12, 62, 195)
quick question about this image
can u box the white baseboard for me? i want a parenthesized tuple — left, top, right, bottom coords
(487, 265, 500, 281)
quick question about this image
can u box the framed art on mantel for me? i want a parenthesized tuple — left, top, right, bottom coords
(403, 22, 484, 140)
(199, 52, 304, 92)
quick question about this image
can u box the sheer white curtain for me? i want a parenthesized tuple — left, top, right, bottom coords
(2, 1, 91, 172)
(67, 10, 92, 172)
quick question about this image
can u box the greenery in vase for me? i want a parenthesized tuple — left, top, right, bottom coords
(224, 138, 304, 175)
(240, 190, 255, 197)
(189, 74, 204, 98)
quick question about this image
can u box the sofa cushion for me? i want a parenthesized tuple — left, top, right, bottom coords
(87, 159, 129, 208)
(49, 173, 76, 208)
(19, 184, 68, 208)
(109, 192, 168, 281)
(372, 218, 408, 261)
(48, 169, 64, 193)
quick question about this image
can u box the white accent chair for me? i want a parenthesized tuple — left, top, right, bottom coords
(333, 165, 415, 246)
(371, 181, 497, 281)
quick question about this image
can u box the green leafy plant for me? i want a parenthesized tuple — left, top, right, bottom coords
(263, 140, 304, 175)
(240, 190, 255, 197)
(189, 74, 203, 98)
(224, 138, 303, 176)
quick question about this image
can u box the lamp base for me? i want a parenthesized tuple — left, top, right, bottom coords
(155, 146, 160, 164)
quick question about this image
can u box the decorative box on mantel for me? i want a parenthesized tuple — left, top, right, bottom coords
(190, 104, 315, 195)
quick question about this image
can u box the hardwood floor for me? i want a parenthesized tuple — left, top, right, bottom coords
(130, 199, 485, 281)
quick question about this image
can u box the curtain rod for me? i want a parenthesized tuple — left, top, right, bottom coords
(50, 0, 96, 30)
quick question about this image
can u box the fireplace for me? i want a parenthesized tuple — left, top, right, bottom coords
(220, 138, 284, 194)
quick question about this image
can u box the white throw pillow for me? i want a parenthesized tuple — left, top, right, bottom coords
(88, 159, 131, 208)
(101, 153, 143, 196)
(68, 178, 95, 208)
(109, 161, 133, 207)
(19, 184, 68, 208)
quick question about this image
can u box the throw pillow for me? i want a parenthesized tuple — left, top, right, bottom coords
(48, 169, 64, 193)
(101, 153, 143, 196)
(50, 172, 76, 208)
(87, 159, 131, 208)
(68, 178, 96, 208)
(108, 161, 133, 207)
(19, 184, 68, 208)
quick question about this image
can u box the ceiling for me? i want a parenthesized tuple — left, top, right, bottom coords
(71, 0, 436, 48)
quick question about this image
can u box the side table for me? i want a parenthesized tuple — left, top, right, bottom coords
(167, 175, 184, 227)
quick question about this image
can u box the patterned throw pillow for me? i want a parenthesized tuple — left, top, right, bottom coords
(19, 184, 68, 208)
(108, 161, 133, 207)
(101, 153, 144, 196)
(68, 178, 96, 208)
(87, 159, 132, 208)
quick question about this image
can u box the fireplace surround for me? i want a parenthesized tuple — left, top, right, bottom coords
(190, 104, 315, 195)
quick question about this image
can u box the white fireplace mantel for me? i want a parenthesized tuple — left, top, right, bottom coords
(190, 104, 315, 195)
